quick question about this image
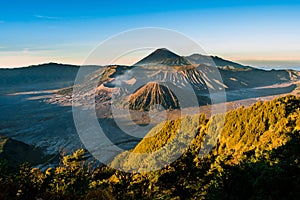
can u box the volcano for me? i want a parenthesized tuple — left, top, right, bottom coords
(128, 82, 180, 111)
(134, 48, 192, 67)
(54, 48, 300, 112)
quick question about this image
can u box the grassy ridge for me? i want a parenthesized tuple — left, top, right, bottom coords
(0, 95, 300, 199)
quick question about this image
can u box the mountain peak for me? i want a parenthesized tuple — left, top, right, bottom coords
(134, 48, 192, 67)
(151, 48, 179, 57)
(128, 81, 180, 111)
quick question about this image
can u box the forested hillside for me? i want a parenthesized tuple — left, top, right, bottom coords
(0, 95, 299, 199)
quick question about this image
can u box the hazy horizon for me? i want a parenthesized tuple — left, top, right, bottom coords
(1, 0, 300, 69)
(1, 56, 299, 71)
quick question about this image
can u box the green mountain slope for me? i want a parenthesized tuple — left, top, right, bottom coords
(111, 95, 300, 170)
(1, 95, 300, 199)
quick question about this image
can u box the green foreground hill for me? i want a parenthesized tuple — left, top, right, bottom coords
(1, 95, 300, 199)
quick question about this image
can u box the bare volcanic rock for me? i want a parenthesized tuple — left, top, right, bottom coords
(128, 82, 180, 111)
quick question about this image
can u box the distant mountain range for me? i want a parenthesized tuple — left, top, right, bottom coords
(135, 48, 251, 70)
(0, 63, 99, 92)
(186, 53, 251, 69)
(1, 48, 299, 110)
(69, 48, 299, 111)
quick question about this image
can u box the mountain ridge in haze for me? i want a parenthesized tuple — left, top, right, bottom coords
(46, 48, 300, 111)
(185, 53, 251, 70)
(2, 48, 299, 110)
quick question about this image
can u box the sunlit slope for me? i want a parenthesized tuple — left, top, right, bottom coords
(111, 95, 300, 171)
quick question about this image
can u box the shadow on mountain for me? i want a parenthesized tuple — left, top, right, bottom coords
(98, 118, 143, 150)
(0, 136, 50, 170)
(206, 135, 300, 199)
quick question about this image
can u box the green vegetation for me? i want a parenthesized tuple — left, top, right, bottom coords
(1, 95, 300, 199)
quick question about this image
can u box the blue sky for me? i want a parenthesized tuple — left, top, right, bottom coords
(1, 0, 300, 68)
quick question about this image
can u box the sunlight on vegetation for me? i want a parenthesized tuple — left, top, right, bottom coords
(0, 95, 300, 199)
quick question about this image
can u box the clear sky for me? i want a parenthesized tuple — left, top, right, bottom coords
(1, 0, 300, 68)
